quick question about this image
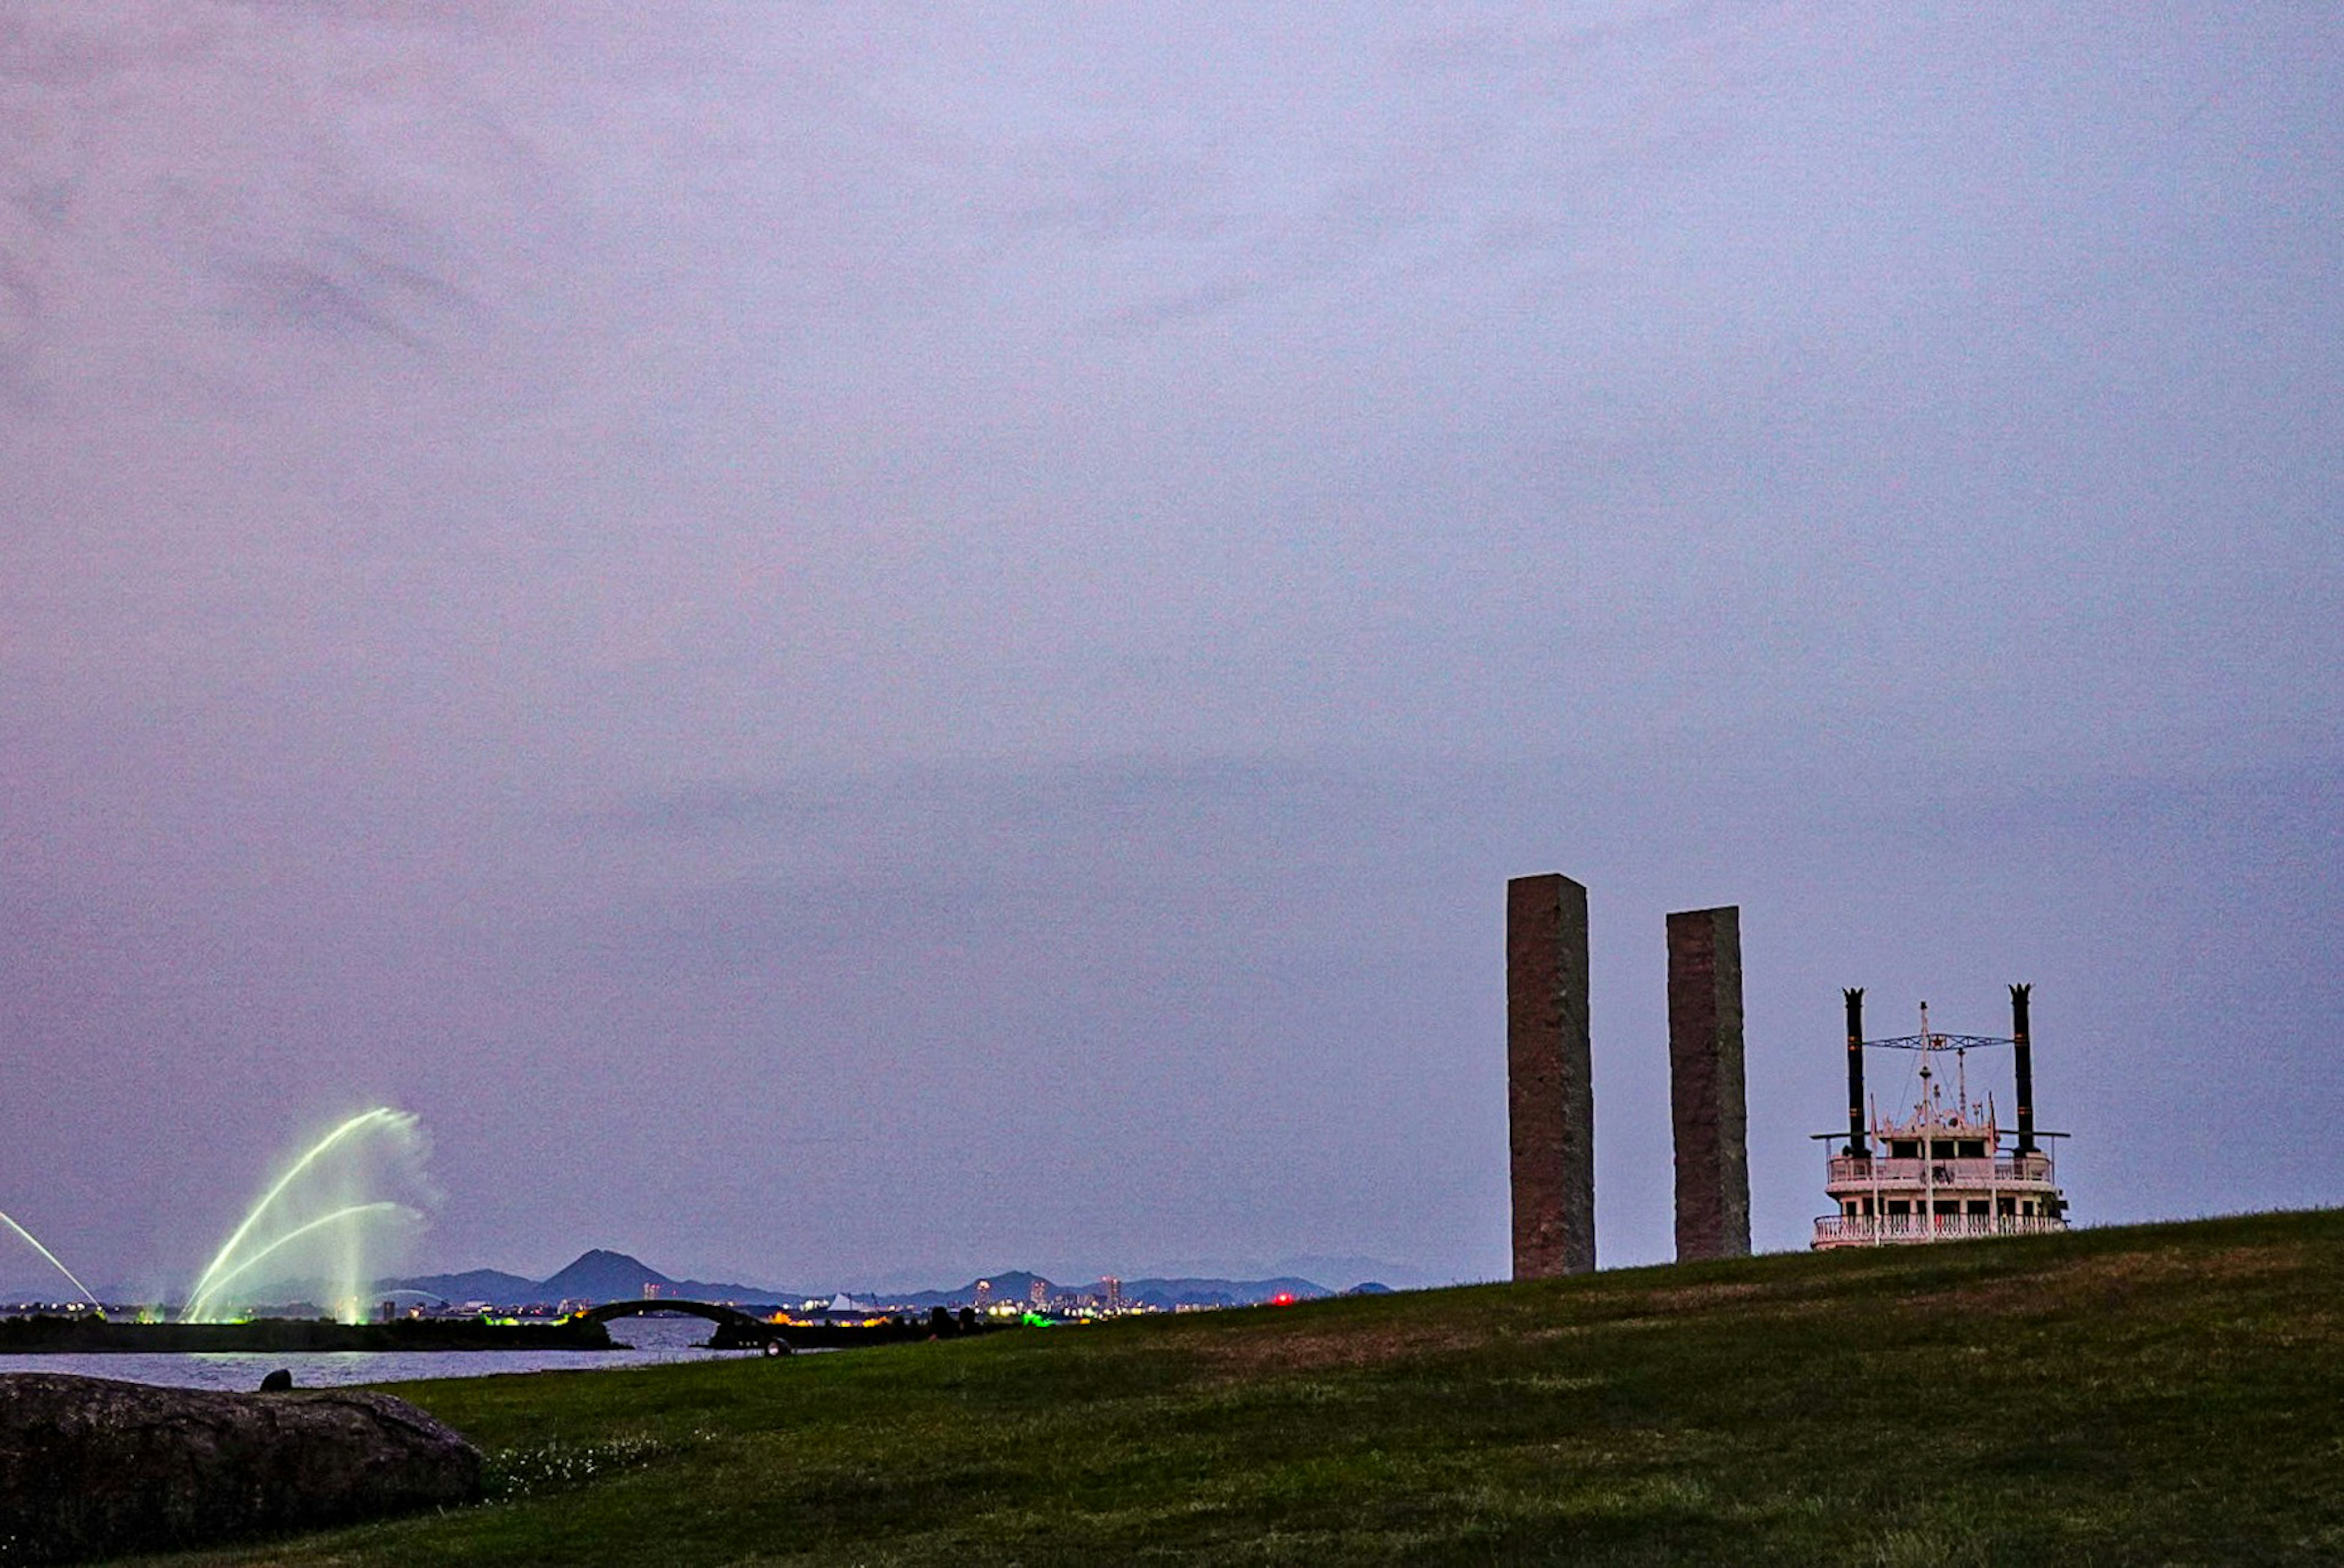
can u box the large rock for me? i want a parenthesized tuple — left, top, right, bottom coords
(0, 1373, 480, 1563)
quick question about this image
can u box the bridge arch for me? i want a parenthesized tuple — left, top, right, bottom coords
(579, 1299, 773, 1332)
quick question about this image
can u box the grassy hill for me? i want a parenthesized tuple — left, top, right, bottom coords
(147, 1210, 2344, 1566)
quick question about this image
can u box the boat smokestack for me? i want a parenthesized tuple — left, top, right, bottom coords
(2011, 983, 2036, 1155)
(1843, 988, 1868, 1158)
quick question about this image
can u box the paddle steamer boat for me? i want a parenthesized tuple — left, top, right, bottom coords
(1814, 985, 2069, 1248)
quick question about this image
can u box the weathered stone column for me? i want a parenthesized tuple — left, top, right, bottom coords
(1666, 905, 1749, 1262)
(1508, 872, 1594, 1279)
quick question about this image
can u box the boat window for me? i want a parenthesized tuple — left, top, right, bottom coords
(1886, 1200, 1911, 1216)
(1966, 1201, 1989, 1216)
(1890, 1140, 1920, 1158)
(1932, 1200, 1961, 1216)
(1958, 1140, 1986, 1158)
(1930, 1140, 1956, 1159)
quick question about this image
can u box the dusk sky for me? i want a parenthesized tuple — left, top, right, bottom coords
(4, 2, 2339, 1298)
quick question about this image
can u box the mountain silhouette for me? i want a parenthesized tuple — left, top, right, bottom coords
(386, 1250, 802, 1307)
(382, 1253, 1341, 1310)
(537, 1249, 673, 1301)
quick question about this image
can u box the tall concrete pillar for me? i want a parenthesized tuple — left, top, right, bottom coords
(1508, 872, 1594, 1279)
(1666, 905, 1749, 1262)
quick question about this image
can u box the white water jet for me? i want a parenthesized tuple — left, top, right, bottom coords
(0, 1208, 100, 1307)
(181, 1108, 432, 1323)
(184, 1202, 411, 1319)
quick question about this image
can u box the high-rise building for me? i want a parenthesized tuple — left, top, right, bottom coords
(1101, 1276, 1122, 1312)
(1028, 1277, 1049, 1309)
(973, 1279, 993, 1307)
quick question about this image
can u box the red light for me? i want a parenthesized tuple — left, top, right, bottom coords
(1272, 1293, 1295, 1306)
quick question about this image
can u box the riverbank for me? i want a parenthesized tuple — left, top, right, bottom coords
(128, 1209, 2344, 1564)
(0, 1315, 756, 1393)
(0, 1315, 612, 1354)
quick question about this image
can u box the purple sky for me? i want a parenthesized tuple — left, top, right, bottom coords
(4, 2, 2339, 1296)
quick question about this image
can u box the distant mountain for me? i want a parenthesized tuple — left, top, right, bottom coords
(654, 1273, 805, 1306)
(377, 1251, 1340, 1313)
(1122, 1276, 1331, 1310)
(870, 1270, 1333, 1311)
(1264, 1255, 1449, 1292)
(386, 1268, 540, 1304)
(861, 1270, 1030, 1312)
(535, 1249, 675, 1302)
(383, 1250, 805, 1309)
(0, 1279, 99, 1306)
(1138, 1253, 1448, 1292)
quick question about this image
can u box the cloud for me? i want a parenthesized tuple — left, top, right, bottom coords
(2, 2, 2339, 1288)
(0, 2, 587, 408)
(212, 241, 480, 348)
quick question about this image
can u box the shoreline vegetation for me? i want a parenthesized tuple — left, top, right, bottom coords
(0, 1312, 1004, 1356)
(0, 1317, 616, 1354)
(126, 1209, 2343, 1565)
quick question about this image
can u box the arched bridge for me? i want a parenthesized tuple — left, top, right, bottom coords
(576, 1299, 997, 1352)
(579, 1299, 770, 1329)
(579, 1299, 787, 1348)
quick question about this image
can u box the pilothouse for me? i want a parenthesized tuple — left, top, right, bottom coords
(1814, 985, 2070, 1248)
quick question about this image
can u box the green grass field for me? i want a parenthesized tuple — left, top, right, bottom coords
(142, 1210, 2344, 1566)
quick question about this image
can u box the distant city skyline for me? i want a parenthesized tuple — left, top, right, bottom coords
(0, 1245, 1372, 1315)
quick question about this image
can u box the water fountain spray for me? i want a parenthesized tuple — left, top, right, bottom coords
(0, 1208, 100, 1308)
(181, 1108, 427, 1323)
(183, 1202, 412, 1321)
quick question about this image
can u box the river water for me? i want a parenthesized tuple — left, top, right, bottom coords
(0, 1315, 764, 1392)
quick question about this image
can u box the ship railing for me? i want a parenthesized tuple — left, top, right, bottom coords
(1812, 1214, 2066, 1245)
(1825, 1155, 2056, 1187)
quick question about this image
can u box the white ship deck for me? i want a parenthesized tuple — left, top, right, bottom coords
(1814, 997, 2069, 1250)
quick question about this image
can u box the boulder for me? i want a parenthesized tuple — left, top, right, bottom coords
(0, 1372, 480, 1563)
